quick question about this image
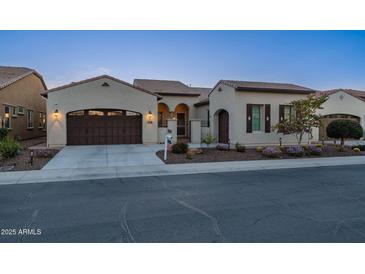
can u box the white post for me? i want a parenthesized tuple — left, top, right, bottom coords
(164, 131, 173, 161)
(190, 119, 202, 144)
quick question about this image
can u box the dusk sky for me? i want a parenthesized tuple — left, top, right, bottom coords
(1, 30, 365, 90)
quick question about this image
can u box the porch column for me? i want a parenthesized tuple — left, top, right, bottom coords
(167, 119, 177, 144)
(190, 119, 202, 144)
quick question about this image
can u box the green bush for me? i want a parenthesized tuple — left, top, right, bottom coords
(353, 147, 361, 153)
(326, 119, 363, 146)
(351, 145, 365, 151)
(0, 128, 9, 141)
(0, 138, 21, 158)
(256, 146, 263, 153)
(235, 142, 246, 152)
(172, 142, 189, 154)
(202, 134, 216, 148)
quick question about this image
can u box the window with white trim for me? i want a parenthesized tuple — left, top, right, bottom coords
(27, 110, 34, 129)
(11, 106, 17, 117)
(17, 106, 25, 115)
(4, 105, 11, 129)
(38, 112, 46, 129)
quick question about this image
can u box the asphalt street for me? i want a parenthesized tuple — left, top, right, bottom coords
(1, 164, 365, 242)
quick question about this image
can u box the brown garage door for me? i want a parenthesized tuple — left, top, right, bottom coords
(67, 109, 142, 145)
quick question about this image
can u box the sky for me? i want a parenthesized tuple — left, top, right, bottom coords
(1, 30, 365, 90)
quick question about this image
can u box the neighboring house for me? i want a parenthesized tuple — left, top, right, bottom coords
(0, 66, 47, 140)
(133, 79, 210, 142)
(315, 89, 365, 141)
(209, 80, 316, 145)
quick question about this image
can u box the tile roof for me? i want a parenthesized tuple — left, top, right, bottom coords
(133, 79, 211, 99)
(318, 89, 365, 103)
(216, 80, 315, 94)
(42, 75, 162, 99)
(0, 66, 47, 90)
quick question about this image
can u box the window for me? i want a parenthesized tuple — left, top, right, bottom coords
(126, 111, 140, 116)
(17, 106, 25, 115)
(88, 110, 104, 116)
(4, 105, 11, 129)
(27, 110, 34, 129)
(284, 105, 296, 122)
(11, 106, 17, 117)
(38, 112, 46, 129)
(252, 105, 263, 132)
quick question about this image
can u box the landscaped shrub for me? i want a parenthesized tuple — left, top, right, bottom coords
(326, 119, 363, 147)
(0, 128, 9, 141)
(216, 143, 230, 151)
(256, 146, 263, 153)
(305, 145, 323, 156)
(202, 134, 216, 148)
(353, 147, 361, 153)
(0, 138, 21, 158)
(286, 145, 304, 157)
(262, 146, 282, 158)
(315, 144, 324, 148)
(235, 142, 246, 152)
(171, 142, 189, 154)
(351, 145, 365, 151)
(186, 150, 194, 159)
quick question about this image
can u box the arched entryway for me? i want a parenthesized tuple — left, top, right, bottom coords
(218, 110, 229, 144)
(174, 103, 189, 138)
(158, 103, 170, 128)
(319, 113, 361, 141)
(67, 108, 142, 145)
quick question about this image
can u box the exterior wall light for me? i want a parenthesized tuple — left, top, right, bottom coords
(147, 111, 153, 124)
(54, 109, 59, 119)
(4, 113, 10, 118)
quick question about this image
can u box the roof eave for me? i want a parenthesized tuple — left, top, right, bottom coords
(235, 87, 316, 94)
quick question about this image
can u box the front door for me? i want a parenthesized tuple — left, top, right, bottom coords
(218, 110, 229, 143)
(177, 113, 186, 136)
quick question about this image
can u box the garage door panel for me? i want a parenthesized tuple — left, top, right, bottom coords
(67, 109, 142, 145)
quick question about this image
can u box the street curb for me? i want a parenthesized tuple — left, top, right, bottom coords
(1, 156, 365, 186)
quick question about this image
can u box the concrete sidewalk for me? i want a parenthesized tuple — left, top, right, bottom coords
(1, 156, 365, 186)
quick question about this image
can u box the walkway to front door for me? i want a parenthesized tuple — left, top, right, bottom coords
(42, 144, 164, 170)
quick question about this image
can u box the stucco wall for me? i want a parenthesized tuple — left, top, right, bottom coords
(0, 74, 46, 140)
(209, 83, 311, 145)
(46, 77, 158, 147)
(194, 104, 209, 123)
(314, 90, 365, 140)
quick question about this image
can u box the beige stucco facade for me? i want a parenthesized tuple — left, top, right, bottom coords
(209, 83, 312, 146)
(0, 73, 46, 140)
(46, 76, 158, 147)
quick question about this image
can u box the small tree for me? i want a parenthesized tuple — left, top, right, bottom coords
(273, 94, 328, 145)
(326, 119, 363, 147)
(202, 133, 216, 148)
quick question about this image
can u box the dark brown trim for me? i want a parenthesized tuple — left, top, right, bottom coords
(279, 105, 285, 123)
(156, 92, 200, 97)
(265, 104, 271, 133)
(194, 100, 209, 107)
(246, 104, 252, 133)
(235, 87, 315, 94)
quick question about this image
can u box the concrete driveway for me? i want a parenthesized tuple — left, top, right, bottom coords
(42, 144, 164, 170)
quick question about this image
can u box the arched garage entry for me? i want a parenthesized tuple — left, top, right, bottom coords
(319, 114, 360, 141)
(67, 109, 142, 145)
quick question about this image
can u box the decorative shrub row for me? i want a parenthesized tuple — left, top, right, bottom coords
(258, 145, 324, 158)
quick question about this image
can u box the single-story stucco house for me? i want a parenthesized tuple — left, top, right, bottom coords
(43, 74, 332, 147)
